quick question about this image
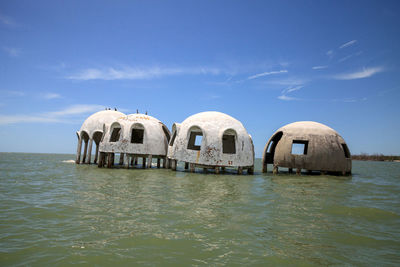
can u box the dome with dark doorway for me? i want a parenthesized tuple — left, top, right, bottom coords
(262, 121, 351, 175)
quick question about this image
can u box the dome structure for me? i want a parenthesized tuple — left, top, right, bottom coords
(76, 109, 125, 164)
(262, 121, 351, 175)
(97, 113, 170, 169)
(167, 111, 254, 174)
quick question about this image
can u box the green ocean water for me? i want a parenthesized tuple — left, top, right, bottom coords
(0, 153, 399, 266)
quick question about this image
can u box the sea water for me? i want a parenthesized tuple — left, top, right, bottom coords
(1, 153, 399, 266)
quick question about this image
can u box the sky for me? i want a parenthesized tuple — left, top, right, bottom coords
(1, 0, 399, 156)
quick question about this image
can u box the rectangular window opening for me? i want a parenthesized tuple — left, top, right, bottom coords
(342, 144, 350, 158)
(110, 128, 121, 142)
(223, 135, 236, 154)
(291, 140, 308, 155)
(187, 132, 202, 150)
(131, 129, 144, 144)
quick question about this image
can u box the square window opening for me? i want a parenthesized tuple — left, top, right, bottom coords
(291, 140, 308, 155)
(223, 135, 236, 154)
(131, 129, 144, 144)
(110, 128, 121, 142)
(187, 132, 203, 150)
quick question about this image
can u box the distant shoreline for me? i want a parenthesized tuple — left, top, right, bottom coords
(352, 154, 400, 162)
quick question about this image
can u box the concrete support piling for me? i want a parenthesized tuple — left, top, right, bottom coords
(94, 143, 99, 164)
(119, 153, 124, 165)
(86, 139, 93, 164)
(157, 158, 160, 168)
(237, 167, 243, 175)
(147, 155, 152, 168)
(76, 138, 82, 164)
(142, 157, 146, 169)
(82, 140, 88, 164)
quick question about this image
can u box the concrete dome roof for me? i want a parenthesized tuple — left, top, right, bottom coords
(181, 111, 245, 129)
(278, 121, 339, 136)
(79, 110, 125, 138)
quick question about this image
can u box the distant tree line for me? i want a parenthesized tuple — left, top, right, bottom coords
(351, 153, 400, 161)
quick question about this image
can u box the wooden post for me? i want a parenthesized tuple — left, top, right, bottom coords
(94, 143, 99, 164)
(119, 153, 124, 165)
(273, 165, 278, 174)
(147, 155, 152, 168)
(76, 138, 82, 164)
(142, 157, 146, 169)
(82, 140, 88, 164)
(237, 167, 243, 175)
(215, 167, 220, 174)
(189, 163, 195, 173)
(171, 160, 177, 171)
(157, 158, 160, 168)
(262, 163, 267, 173)
(98, 152, 104, 168)
(86, 139, 93, 164)
(124, 154, 130, 169)
(185, 162, 189, 170)
(248, 166, 254, 175)
(107, 153, 112, 168)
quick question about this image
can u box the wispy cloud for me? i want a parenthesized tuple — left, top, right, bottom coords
(312, 65, 328, 70)
(339, 40, 357, 49)
(67, 66, 223, 80)
(282, 85, 303, 94)
(277, 95, 299, 101)
(326, 50, 334, 57)
(248, 70, 288, 80)
(334, 67, 384, 80)
(333, 97, 367, 103)
(0, 104, 105, 125)
(2, 46, 21, 57)
(43, 93, 62, 100)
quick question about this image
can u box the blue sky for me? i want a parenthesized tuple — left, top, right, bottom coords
(1, 0, 399, 156)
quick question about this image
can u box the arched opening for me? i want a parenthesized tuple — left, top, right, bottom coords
(109, 122, 121, 142)
(80, 131, 90, 163)
(265, 131, 283, 164)
(169, 131, 177, 146)
(187, 126, 203, 151)
(342, 143, 350, 158)
(162, 125, 171, 142)
(131, 123, 144, 144)
(222, 129, 236, 154)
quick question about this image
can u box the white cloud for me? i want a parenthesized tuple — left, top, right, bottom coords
(282, 85, 304, 94)
(334, 67, 384, 80)
(277, 95, 299, 101)
(43, 93, 62, 100)
(312, 65, 328, 70)
(339, 40, 357, 49)
(248, 70, 288, 80)
(2, 47, 20, 57)
(0, 104, 105, 125)
(338, 51, 363, 63)
(67, 66, 223, 80)
(326, 50, 333, 57)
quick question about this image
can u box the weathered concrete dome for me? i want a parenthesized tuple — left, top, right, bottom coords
(99, 113, 170, 156)
(79, 110, 125, 139)
(168, 111, 254, 174)
(262, 121, 351, 175)
(97, 113, 170, 169)
(76, 109, 125, 164)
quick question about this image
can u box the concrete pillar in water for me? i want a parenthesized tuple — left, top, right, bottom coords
(147, 155, 152, 168)
(237, 167, 243, 175)
(185, 162, 189, 170)
(189, 163, 195, 173)
(215, 167, 220, 174)
(142, 157, 146, 169)
(119, 153, 124, 165)
(171, 160, 177, 171)
(82, 140, 88, 164)
(248, 166, 254, 175)
(76, 138, 82, 164)
(94, 143, 99, 164)
(86, 139, 93, 164)
(157, 158, 160, 168)
(273, 165, 278, 174)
